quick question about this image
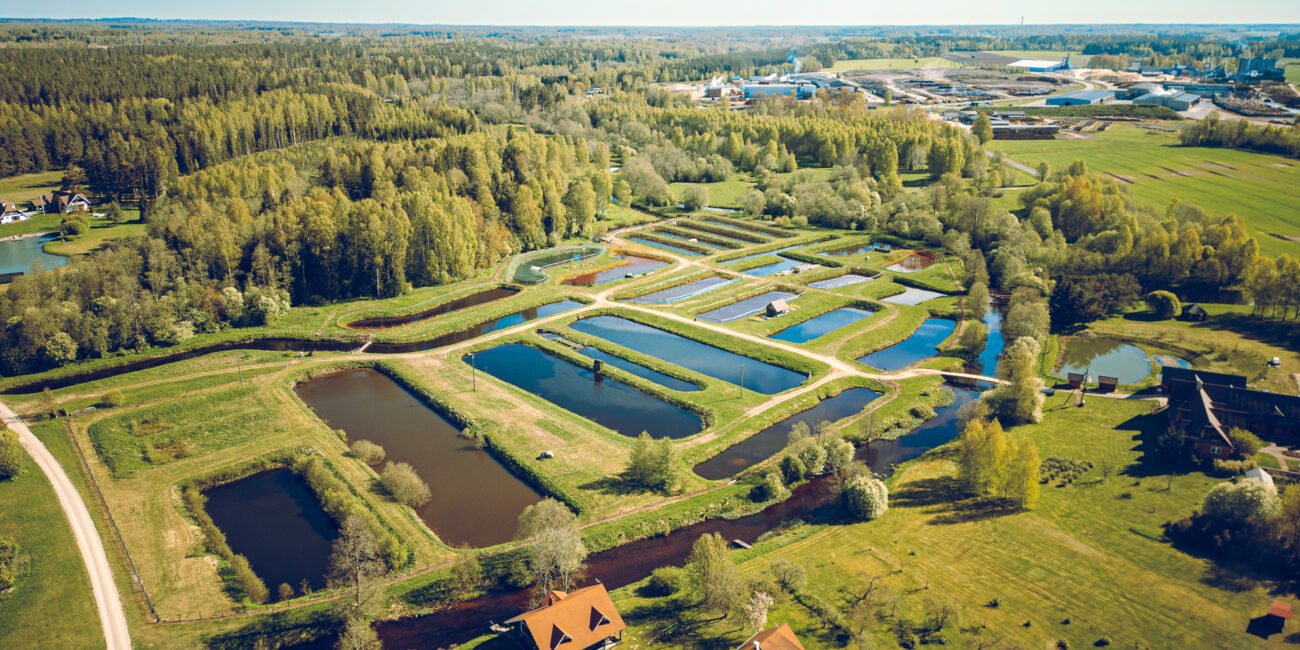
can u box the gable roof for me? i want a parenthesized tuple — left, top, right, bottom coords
(738, 623, 805, 650)
(505, 584, 625, 650)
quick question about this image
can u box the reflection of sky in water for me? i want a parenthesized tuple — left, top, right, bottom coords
(1058, 339, 1153, 385)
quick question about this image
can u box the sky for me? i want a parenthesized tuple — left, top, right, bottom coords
(0, 0, 1297, 26)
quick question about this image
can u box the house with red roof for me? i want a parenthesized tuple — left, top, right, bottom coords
(503, 584, 625, 650)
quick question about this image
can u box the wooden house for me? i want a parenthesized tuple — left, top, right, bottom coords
(737, 623, 805, 650)
(502, 584, 625, 650)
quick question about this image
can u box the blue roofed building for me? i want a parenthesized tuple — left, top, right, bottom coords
(1044, 90, 1114, 106)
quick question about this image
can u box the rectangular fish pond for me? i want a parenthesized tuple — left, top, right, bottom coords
(809, 274, 872, 289)
(880, 287, 946, 305)
(467, 344, 704, 439)
(626, 237, 703, 256)
(697, 290, 798, 323)
(562, 254, 668, 286)
(628, 276, 732, 303)
(542, 334, 699, 392)
(295, 369, 544, 548)
(345, 286, 520, 329)
(202, 468, 339, 592)
(568, 315, 806, 395)
(693, 387, 881, 480)
(856, 318, 956, 371)
(818, 242, 875, 257)
(769, 307, 873, 344)
(366, 300, 582, 353)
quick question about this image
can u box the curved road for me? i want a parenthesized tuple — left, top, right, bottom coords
(0, 399, 132, 649)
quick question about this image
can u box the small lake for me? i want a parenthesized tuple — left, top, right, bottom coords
(203, 468, 338, 592)
(295, 369, 543, 548)
(856, 318, 956, 371)
(819, 242, 873, 257)
(881, 287, 946, 305)
(628, 276, 731, 303)
(0, 234, 68, 276)
(693, 387, 881, 479)
(367, 300, 582, 353)
(885, 252, 937, 273)
(569, 316, 806, 395)
(562, 255, 667, 286)
(809, 274, 872, 289)
(1057, 338, 1153, 385)
(626, 237, 702, 256)
(698, 290, 798, 323)
(346, 287, 519, 329)
(770, 307, 872, 344)
(468, 344, 703, 438)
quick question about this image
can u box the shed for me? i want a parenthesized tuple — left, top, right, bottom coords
(1181, 304, 1208, 322)
(1244, 467, 1277, 493)
(765, 299, 791, 317)
(1269, 600, 1293, 620)
(1097, 376, 1119, 392)
(1067, 372, 1086, 388)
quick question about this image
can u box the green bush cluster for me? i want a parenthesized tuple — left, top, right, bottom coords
(1039, 457, 1093, 484)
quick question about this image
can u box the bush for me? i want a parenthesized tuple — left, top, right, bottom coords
(1226, 428, 1264, 460)
(646, 566, 687, 596)
(349, 439, 386, 466)
(1212, 458, 1257, 475)
(230, 554, 269, 603)
(0, 428, 23, 480)
(1203, 480, 1280, 523)
(101, 390, 125, 408)
(845, 476, 889, 521)
(277, 582, 294, 601)
(1145, 290, 1180, 320)
(381, 462, 432, 508)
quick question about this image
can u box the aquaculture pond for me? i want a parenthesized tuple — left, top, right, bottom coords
(346, 286, 519, 329)
(742, 257, 805, 277)
(769, 307, 873, 344)
(881, 287, 946, 305)
(724, 244, 804, 266)
(819, 242, 874, 257)
(674, 223, 752, 245)
(370, 383, 980, 649)
(702, 206, 743, 213)
(626, 237, 702, 256)
(698, 290, 798, 323)
(693, 387, 882, 480)
(0, 233, 67, 276)
(295, 369, 543, 547)
(467, 344, 703, 438)
(885, 251, 937, 273)
(1056, 338, 1154, 385)
(809, 274, 872, 289)
(562, 255, 667, 286)
(569, 316, 806, 395)
(366, 300, 582, 353)
(202, 468, 338, 592)
(654, 231, 719, 248)
(627, 276, 731, 303)
(968, 301, 1004, 377)
(856, 318, 956, 371)
(571, 346, 699, 392)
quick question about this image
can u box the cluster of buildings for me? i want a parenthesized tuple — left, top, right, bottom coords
(703, 72, 865, 101)
(943, 109, 1061, 139)
(1044, 80, 1237, 112)
(498, 583, 806, 650)
(0, 190, 92, 224)
(1161, 366, 1300, 461)
(1126, 57, 1285, 85)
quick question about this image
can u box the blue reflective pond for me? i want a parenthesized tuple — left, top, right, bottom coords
(0, 234, 68, 276)
(881, 287, 946, 305)
(571, 345, 700, 392)
(563, 255, 668, 286)
(628, 276, 731, 303)
(856, 319, 956, 371)
(468, 344, 703, 438)
(970, 302, 1004, 377)
(770, 307, 873, 344)
(569, 316, 806, 394)
(1057, 338, 1153, 385)
(698, 290, 798, 323)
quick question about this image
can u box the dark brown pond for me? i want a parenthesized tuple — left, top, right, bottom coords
(203, 468, 338, 593)
(345, 287, 520, 329)
(295, 369, 542, 548)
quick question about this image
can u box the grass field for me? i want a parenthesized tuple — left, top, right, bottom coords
(989, 123, 1300, 258)
(0, 451, 103, 649)
(1286, 64, 1300, 84)
(43, 213, 145, 257)
(610, 398, 1292, 649)
(829, 57, 967, 71)
(988, 49, 1084, 61)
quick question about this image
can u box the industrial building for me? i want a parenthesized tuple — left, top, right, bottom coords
(1133, 90, 1200, 111)
(991, 124, 1059, 140)
(1007, 57, 1070, 73)
(741, 84, 815, 99)
(1045, 90, 1114, 106)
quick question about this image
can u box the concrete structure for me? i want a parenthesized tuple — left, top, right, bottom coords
(1045, 90, 1114, 106)
(1244, 467, 1276, 493)
(1133, 90, 1200, 111)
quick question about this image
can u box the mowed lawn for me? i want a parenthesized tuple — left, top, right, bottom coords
(990, 124, 1300, 258)
(613, 398, 1290, 649)
(0, 450, 102, 649)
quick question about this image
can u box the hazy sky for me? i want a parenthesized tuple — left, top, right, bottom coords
(3, 0, 1298, 26)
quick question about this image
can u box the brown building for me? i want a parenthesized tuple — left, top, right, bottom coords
(503, 584, 625, 650)
(30, 191, 91, 214)
(1161, 366, 1300, 459)
(737, 623, 805, 650)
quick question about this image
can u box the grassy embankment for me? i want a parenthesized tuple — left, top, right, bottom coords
(989, 123, 1300, 258)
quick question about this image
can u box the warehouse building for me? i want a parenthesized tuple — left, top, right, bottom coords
(1133, 90, 1200, 111)
(1045, 90, 1114, 106)
(1007, 57, 1069, 73)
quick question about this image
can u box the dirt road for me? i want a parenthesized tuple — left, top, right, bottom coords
(0, 399, 132, 649)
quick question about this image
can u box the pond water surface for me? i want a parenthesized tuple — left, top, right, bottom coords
(563, 255, 668, 286)
(295, 369, 543, 547)
(366, 300, 582, 353)
(626, 237, 702, 256)
(1056, 338, 1153, 385)
(856, 319, 956, 371)
(693, 387, 882, 479)
(809, 274, 871, 289)
(819, 242, 873, 257)
(569, 316, 806, 395)
(346, 287, 520, 329)
(627, 276, 731, 303)
(468, 343, 703, 438)
(880, 287, 945, 305)
(885, 252, 937, 273)
(541, 334, 700, 392)
(769, 307, 872, 344)
(0, 234, 68, 276)
(203, 468, 338, 592)
(968, 301, 1004, 377)
(698, 290, 798, 323)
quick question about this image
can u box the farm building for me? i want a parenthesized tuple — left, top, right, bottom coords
(1160, 366, 1300, 459)
(766, 299, 791, 317)
(1045, 90, 1114, 106)
(501, 584, 625, 650)
(1007, 57, 1069, 73)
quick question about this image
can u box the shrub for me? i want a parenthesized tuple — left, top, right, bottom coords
(1203, 480, 1280, 523)
(0, 536, 21, 591)
(845, 476, 889, 521)
(1225, 428, 1264, 460)
(349, 439, 386, 466)
(1212, 458, 1257, 475)
(277, 582, 294, 601)
(101, 390, 125, 408)
(756, 469, 789, 502)
(646, 566, 687, 596)
(230, 554, 269, 603)
(381, 462, 432, 508)
(1144, 290, 1180, 320)
(0, 428, 23, 480)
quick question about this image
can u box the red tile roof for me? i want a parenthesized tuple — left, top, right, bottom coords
(505, 584, 625, 650)
(1269, 600, 1292, 619)
(737, 623, 805, 650)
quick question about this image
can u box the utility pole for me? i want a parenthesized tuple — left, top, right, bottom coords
(237, 355, 245, 387)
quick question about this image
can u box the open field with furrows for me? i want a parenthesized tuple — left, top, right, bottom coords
(605, 397, 1294, 649)
(989, 123, 1300, 258)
